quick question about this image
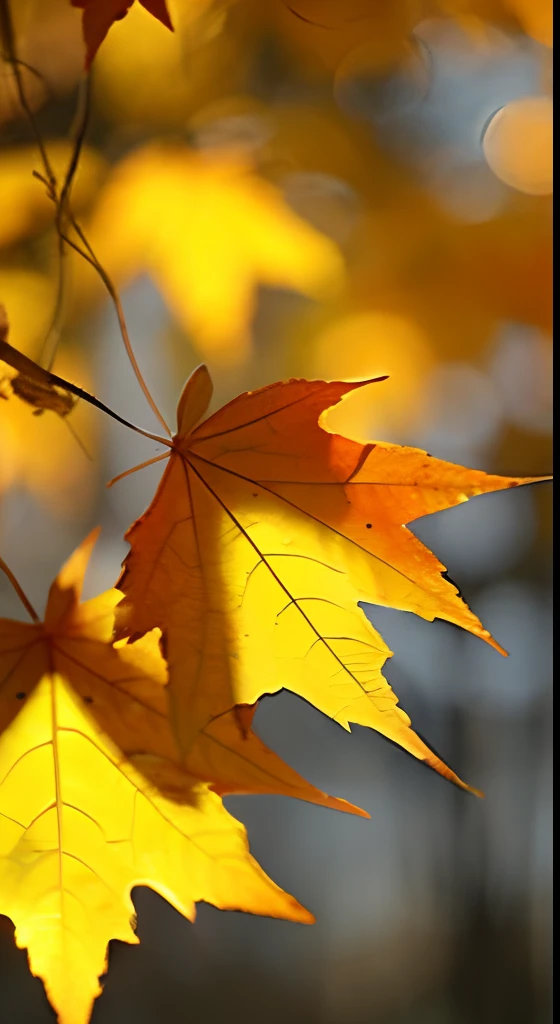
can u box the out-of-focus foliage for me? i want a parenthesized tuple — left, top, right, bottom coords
(0, 0, 84, 124)
(0, 272, 95, 512)
(71, 143, 343, 363)
(0, 144, 107, 248)
(72, 0, 174, 68)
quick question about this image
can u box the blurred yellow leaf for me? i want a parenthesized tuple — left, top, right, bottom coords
(92, 0, 235, 126)
(0, 270, 96, 512)
(76, 144, 344, 364)
(0, 143, 107, 250)
(505, 0, 552, 45)
(0, 270, 53, 349)
(71, 0, 173, 68)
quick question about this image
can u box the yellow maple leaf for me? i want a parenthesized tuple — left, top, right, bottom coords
(0, 531, 366, 1024)
(75, 143, 343, 363)
(116, 366, 549, 790)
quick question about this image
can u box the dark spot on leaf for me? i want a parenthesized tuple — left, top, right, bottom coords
(83, 696, 93, 704)
(15, 692, 25, 700)
(366, 523, 372, 529)
(252, 493, 258, 497)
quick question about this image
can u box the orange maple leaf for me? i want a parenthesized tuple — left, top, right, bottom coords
(115, 365, 547, 792)
(0, 531, 366, 1023)
(71, 0, 173, 68)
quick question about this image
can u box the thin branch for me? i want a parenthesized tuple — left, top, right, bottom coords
(0, 0, 56, 193)
(61, 410, 93, 461)
(1, 1, 172, 437)
(66, 217, 173, 437)
(40, 76, 92, 371)
(38, 239, 66, 372)
(45, 370, 173, 446)
(0, 337, 173, 448)
(0, 557, 40, 622)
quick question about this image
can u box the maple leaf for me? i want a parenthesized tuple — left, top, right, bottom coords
(71, 0, 173, 68)
(75, 143, 343, 363)
(1, 532, 364, 1024)
(116, 365, 548, 790)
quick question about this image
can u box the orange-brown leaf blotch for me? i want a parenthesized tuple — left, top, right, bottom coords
(116, 367, 548, 792)
(71, 0, 173, 68)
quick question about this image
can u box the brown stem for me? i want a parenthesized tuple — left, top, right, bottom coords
(1, 2, 172, 437)
(0, 557, 40, 622)
(0, 0, 57, 193)
(0, 336, 173, 448)
(106, 452, 170, 488)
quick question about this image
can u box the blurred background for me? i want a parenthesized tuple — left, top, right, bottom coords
(0, 1, 552, 1021)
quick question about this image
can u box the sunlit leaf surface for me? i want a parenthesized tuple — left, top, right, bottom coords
(2, 534, 361, 1023)
(117, 366, 544, 786)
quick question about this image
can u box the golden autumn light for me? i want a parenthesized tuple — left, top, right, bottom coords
(0, 533, 320, 1024)
(0, 0, 552, 1022)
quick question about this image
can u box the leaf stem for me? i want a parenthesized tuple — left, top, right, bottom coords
(45, 365, 174, 447)
(0, 557, 40, 622)
(0, 335, 173, 447)
(106, 452, 171, 488)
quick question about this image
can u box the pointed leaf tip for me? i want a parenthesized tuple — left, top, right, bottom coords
(44, 528, 101, 629)
(176, 364, 213, 437)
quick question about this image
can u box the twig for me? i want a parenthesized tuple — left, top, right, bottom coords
(0, 0, 56, 192)
(0, 556, 39, 622)
(0, 0, 172, 437)
(0, 336, 173, 448)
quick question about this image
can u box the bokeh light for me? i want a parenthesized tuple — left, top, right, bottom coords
(483, 97, 553, 195)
